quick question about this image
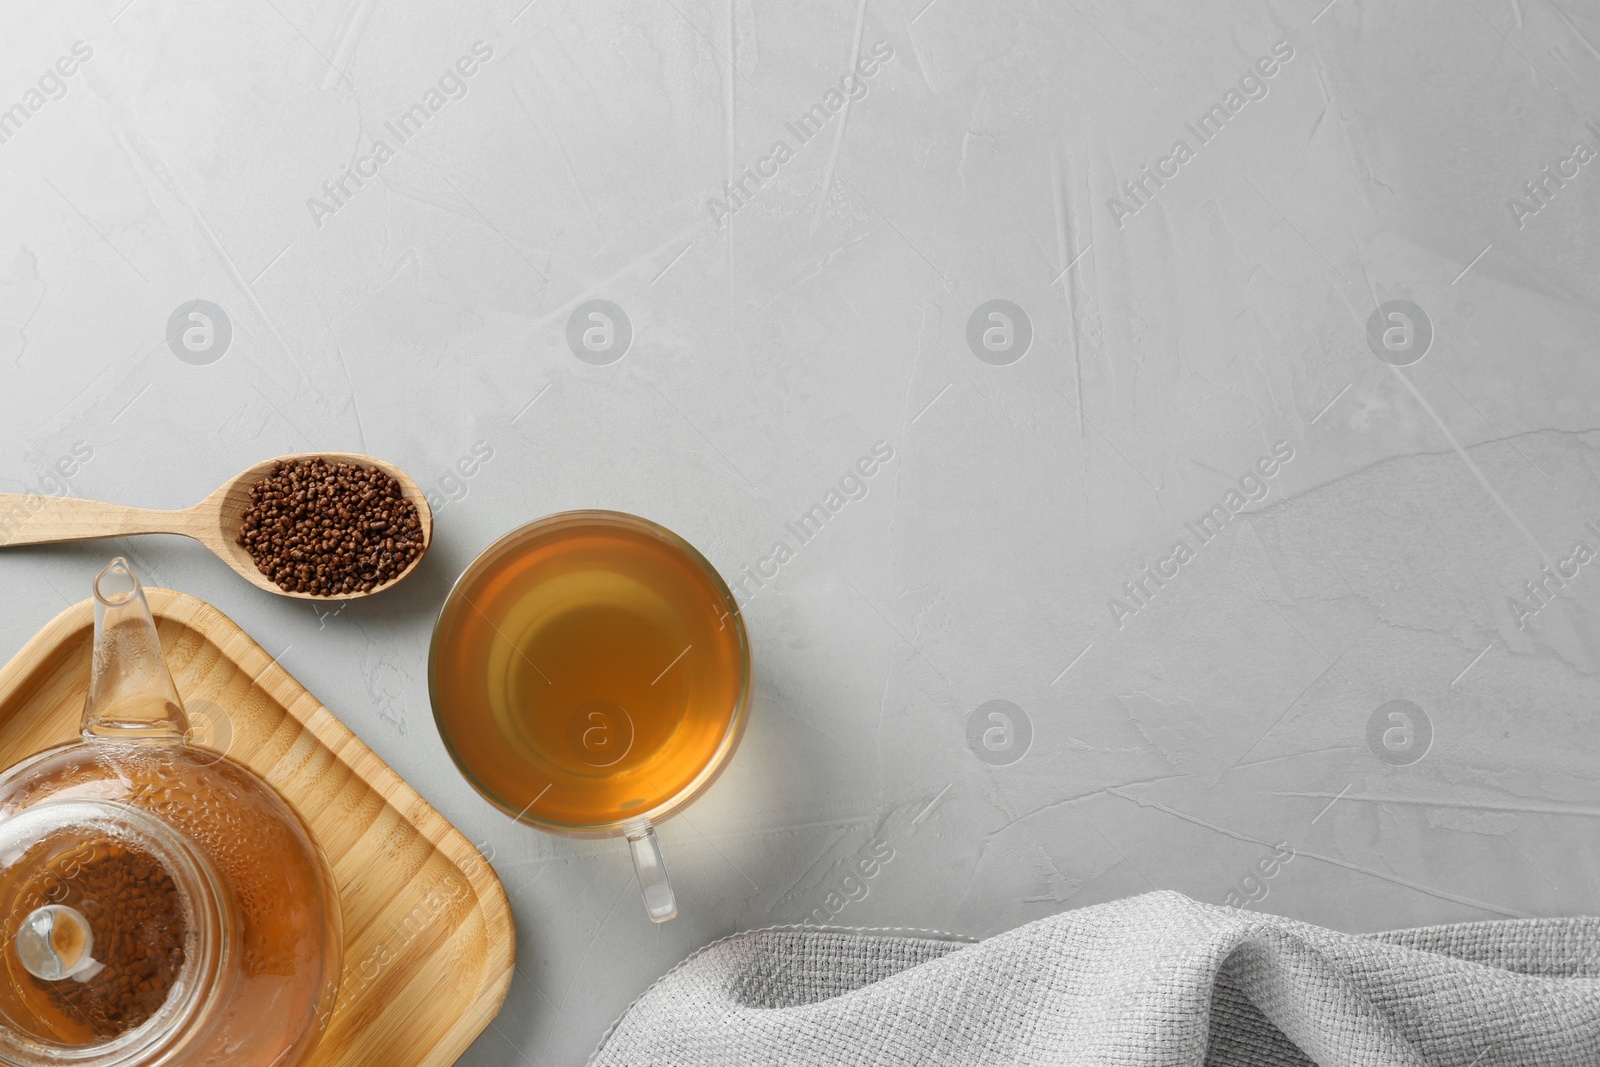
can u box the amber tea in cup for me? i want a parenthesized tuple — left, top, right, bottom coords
(430, 512, 750, 921)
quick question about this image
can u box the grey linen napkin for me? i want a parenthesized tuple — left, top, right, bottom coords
(590, 890, 1600, 1066)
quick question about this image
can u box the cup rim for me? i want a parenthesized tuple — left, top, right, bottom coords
(427, 510, 751, 839)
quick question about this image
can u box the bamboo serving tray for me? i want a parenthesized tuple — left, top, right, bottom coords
(0, 589, 514, 1067)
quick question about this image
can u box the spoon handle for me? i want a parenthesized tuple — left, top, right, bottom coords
(0, 494, 198, 547)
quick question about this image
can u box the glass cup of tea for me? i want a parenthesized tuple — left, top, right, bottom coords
(429, 511, 751, 922)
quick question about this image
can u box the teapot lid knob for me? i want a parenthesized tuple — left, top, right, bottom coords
(15, 904, 96, 982)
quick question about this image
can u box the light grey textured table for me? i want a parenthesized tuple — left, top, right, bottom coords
(3, 2, 1599, 1064)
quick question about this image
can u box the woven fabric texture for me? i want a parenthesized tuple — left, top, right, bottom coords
(590, 890, 1600, 1066)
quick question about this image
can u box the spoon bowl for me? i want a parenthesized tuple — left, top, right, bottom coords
(0, 452, 433, 601)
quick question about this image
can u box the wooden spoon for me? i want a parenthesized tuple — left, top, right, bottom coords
(0, 452, 433, 600)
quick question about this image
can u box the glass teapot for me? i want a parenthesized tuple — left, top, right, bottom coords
(0, 559, 341, 1066)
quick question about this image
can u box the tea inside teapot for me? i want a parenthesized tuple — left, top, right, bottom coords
(0, 559, 341, 1067)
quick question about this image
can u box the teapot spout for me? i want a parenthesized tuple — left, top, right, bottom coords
(83, 557, 190, 741)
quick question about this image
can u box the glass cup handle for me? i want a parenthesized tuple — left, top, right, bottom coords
(625, 820, 677, 923)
